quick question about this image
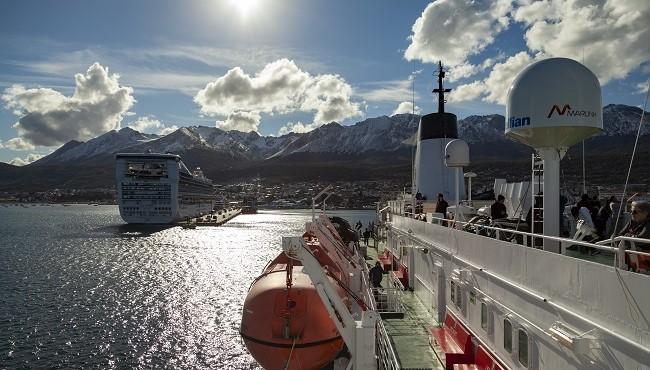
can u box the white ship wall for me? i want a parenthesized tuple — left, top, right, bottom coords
(389, 215, 650, 370)
(414, 138, 465, 203)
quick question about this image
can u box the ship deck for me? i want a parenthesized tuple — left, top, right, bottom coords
(366, 240, 444, 370)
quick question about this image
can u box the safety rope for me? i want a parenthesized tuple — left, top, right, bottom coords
(283, 337, 298, 370)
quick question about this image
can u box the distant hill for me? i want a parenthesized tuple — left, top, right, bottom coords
(1, 104, 647, 192)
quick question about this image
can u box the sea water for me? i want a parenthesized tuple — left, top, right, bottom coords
(0, 205, 375, 369)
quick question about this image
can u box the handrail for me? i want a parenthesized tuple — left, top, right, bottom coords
(424, 215, 619, 253)
(376, 319, 401, 370)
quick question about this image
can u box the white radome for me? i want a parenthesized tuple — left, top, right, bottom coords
(506, 57, 603, 149)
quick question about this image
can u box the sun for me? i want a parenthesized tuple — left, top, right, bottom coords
(229, 0, 260, 18)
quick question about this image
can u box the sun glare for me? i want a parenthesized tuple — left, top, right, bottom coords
(229, 0, 260, 18)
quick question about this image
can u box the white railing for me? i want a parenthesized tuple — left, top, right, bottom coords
(403, 214, 650, 271)
(376, 320, 401, 370)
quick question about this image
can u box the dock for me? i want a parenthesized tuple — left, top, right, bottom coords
(366, 238, 444, 370)
(182, 208, 242, 227)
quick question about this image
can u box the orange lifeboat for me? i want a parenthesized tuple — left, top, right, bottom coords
(240, 236, 350, 370)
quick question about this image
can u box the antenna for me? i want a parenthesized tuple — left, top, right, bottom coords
(432, 61, 451, 113)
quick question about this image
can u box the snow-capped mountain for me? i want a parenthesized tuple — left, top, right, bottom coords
(29, 104, 648, 167)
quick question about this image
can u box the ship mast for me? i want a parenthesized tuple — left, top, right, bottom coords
(432, 61, 451, 113)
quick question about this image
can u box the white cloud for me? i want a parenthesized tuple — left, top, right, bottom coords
(159, 125, 179, 136)
(194, 59, 362, 129)
(278, 121, 322, 136)
(2, 63, 135, 146)
(404, 0, 512, 66)
(4, 137, 36, 151)
(636, 80, 650, 95)
(216, 111, 262, 132)
(448, 81, 486, 103)
(514, 0, 650, 85)
(9, 153, 43, 166)
(392, 102, 421, 115)
(127, 115, 181, 135)
(127, 116, 163, 133)
(357, 79, 414, 102)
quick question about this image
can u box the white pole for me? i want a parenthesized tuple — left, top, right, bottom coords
(455, 168, 460, 226)
(468, 177, 472, 204)
(538, 148, 560, 253)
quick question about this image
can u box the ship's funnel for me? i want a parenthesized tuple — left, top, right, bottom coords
(506, 58, 602, 252)
(414, 62, 465, 202)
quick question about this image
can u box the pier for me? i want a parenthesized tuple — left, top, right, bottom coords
(182, 208, 242, 227)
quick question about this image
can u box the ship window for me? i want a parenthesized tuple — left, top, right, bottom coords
(504, 319, 512, 353)
(454, 284, 462, 308)
(518, 329, 529, 367)
(470, 290, 476, 304)
(481, 302, 488, 330)
(450, 281, 456, 303)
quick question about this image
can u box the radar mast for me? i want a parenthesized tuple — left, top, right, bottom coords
(433, 61, 451, 113)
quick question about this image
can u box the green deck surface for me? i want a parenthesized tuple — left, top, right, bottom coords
(366, 240, 444, 370)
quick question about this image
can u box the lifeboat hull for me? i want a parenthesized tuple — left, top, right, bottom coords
(241, 264, 344, 370)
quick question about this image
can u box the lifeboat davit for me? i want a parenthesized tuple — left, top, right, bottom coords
(240, 235, 349, 370)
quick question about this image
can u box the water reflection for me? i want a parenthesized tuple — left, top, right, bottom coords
(0, 207, 375, 369)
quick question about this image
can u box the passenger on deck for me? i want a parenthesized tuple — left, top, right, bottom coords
(369, 261, 384, 288)
(363, 229, 370, 246)
(617, 201, 650, 272)
(491, 194, 508, 220)
(571, 206, 599, 254)
(435, 193, 449, 217)
(595, 196, 616, 237)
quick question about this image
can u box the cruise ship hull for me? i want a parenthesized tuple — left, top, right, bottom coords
(115, 154, 214, 224)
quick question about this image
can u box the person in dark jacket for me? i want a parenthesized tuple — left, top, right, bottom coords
(435, 193, 449, 215)
(369, 261, 384, 288)
(491, 194, 508, 220)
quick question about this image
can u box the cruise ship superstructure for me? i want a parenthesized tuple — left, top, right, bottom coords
(240, 58, 649, 370)
(115, 153, 215, 224)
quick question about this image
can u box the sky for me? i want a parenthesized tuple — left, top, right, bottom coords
(0, 0, 648, 165)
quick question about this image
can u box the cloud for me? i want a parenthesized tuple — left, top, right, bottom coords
(514, 0, 650, 85)
(127, 116, 163, 133)
(404, 0, 512, 66)
(357, 79, 415, 102)
(216, 111, 262, 132)
(3, 137, 36, 151)
(159, 125, 179, 136)
(194, 59, 362, 129)
(127, 115, 181, 135)
(637, 80, 650, 95)
(9, 153, 43, 166)
(392, 102, 421, 115)
(2, 63, 135, 146)
(278, 121, 321, 136)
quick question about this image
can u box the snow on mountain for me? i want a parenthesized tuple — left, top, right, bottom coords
(35, 127, 158, 165)
(31, 105, 646, 166)
(602, 104, 649, 136)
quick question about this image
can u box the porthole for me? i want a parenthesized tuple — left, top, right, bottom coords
(503, 319, 512, 353)
(518, 329, 529, 367)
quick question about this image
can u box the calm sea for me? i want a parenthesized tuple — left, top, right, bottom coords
(0, 205, 375, 369)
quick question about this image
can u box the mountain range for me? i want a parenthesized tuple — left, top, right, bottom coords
(1, 104, 648, 191)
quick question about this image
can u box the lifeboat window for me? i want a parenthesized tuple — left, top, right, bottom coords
(481, 302, 488, 330)
(470, 290, 476, 304)
(455, 285, 462, 308)
(503, 319, 512, 353)
(518, 329, 529, 367)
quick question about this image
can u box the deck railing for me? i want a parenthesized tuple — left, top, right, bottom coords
(403, 214, 650, 271)
(376, 319, 400, 370)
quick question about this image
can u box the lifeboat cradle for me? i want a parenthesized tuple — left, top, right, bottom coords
(281, 213, 404, 370)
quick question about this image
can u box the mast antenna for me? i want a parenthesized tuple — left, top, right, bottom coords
(433, 61, 451, 113)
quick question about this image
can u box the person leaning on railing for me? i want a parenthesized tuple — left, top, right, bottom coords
(617, 200, 650, 271)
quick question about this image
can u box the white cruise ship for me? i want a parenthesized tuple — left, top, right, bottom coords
(115, 153, 215, 224)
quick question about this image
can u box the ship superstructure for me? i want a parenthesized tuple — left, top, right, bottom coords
(115, 153, 214, 224)
(240, 59, 650, 370)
